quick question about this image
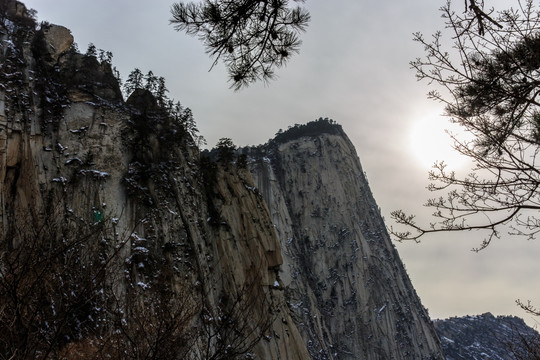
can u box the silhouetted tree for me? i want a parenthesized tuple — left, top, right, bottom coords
(391, 0, 540, 250)
(170, 0, 310, 90)
(170, 0, 501, 90)
(98, 49, 113, 64)
(144, 70, 158, 94)
(85, 42, 97, 57)
(215, 137, 236, 163)
(124, 68, 144, 95)
(236, 153, 248, 169)
(155, 76, 169, 106)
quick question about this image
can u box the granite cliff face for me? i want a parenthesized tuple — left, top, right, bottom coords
(245, 124, 444, 359)
(0, 1, 443, 358)
(0, 4, 307, 358)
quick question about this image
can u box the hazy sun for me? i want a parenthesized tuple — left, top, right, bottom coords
(408, 113, 469, 170)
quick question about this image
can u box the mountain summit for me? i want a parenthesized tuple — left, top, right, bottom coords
(246, 121, 444, 358)
(0, 2, 445, 358)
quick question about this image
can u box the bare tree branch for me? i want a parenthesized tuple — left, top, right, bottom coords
(392, 0, 540, 249)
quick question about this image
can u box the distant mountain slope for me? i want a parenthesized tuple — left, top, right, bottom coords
(434, 313, 540, 360)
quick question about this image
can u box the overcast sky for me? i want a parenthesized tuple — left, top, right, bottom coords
(23, 0, 540, 325)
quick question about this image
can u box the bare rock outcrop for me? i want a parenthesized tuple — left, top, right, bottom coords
(0, 7, 309, 359)
(42, 24, 73, 61)
(3, 0, 30, 18)
(246, 121, 444, 359)
(0, 3, 444, 359)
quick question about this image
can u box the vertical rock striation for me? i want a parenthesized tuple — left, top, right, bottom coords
(246, 121, 444, 359)
(0, 1, 443, 358)
(0, 3, 309, 357)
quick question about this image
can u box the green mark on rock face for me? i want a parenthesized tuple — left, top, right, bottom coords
(93, 209, 103, 223)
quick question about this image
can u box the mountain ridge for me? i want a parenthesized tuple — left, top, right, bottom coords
(434, 312, 540, 360)
(0, 1, 445, 358)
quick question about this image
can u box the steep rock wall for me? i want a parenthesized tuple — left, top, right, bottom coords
(247, 126, 444, 359)
(0, 3, 309, 358)
(1, 2, 444, 359)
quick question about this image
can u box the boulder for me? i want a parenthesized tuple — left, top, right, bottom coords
(5, 0, 28, 18)
(42, 24, 73, 61)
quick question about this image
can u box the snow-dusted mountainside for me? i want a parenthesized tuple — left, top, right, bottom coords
(0, 3, 309, 358)
(245, 122, 444, 359)
(434, 313, 540, 360)
(0, 1, 445, 358)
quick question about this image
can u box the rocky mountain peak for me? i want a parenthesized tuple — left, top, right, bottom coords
(269, 118, 345, 146)
(41, 23, 73, 62)
(0, 3, 447, 359)
(246, 120, 444, 359)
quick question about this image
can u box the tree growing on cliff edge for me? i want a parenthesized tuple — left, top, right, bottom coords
(216, 137, 237, 163)
(124, 68, 144, 95)
(390, 0, 540, 251)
